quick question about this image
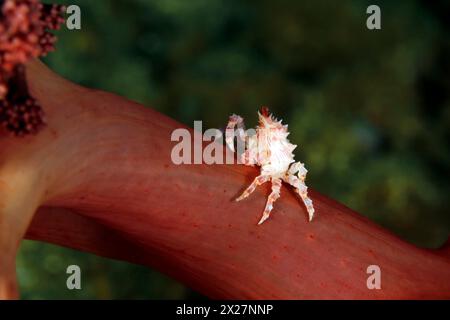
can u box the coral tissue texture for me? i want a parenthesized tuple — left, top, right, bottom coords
(0, 0, 64, 136)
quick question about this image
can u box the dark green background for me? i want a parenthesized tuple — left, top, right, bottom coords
(18, 0, 450, 299)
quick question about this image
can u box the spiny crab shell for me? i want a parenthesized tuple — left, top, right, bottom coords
(226, 107, 315, 224)
(254, 107, 298, 176)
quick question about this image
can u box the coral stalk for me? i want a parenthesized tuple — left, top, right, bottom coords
(0, 60, 448, 299)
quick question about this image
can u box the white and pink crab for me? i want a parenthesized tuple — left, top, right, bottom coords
(225, 107, 315, 224)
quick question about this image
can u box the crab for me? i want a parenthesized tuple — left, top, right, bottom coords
(225, 107, 315, 224)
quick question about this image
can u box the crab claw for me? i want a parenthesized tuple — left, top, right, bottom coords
(225, 114, 245, 152)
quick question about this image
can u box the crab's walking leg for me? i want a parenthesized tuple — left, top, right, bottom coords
(286, 175, 314, 221)
(258, 178, 282, 225)
(225, 114, 246, 152)
(288, 162, 308, 179)
(236, 175, 269, 202)
(286, 162, 315, 221)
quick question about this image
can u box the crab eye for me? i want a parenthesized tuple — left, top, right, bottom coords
(260, 106, 270, 117)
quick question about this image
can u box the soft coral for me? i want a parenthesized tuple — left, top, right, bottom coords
(0, 0, 64, 136)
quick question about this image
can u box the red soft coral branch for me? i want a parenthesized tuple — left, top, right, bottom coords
(0, 60, 449, 299)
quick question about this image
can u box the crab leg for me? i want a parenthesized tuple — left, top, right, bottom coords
(258, 178, 282, 225)
(284, 173, 315, 221)
(225, 114, 246, 152)
(285, 162, 315, 220)
(236, 175, 269, 202)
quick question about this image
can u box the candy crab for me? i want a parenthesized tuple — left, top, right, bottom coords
(225, 107, 315, 224)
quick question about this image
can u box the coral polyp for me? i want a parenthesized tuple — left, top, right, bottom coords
(0, 0, 64, 136)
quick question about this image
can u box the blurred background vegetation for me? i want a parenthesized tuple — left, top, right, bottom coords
(17, 0, 450, 298)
